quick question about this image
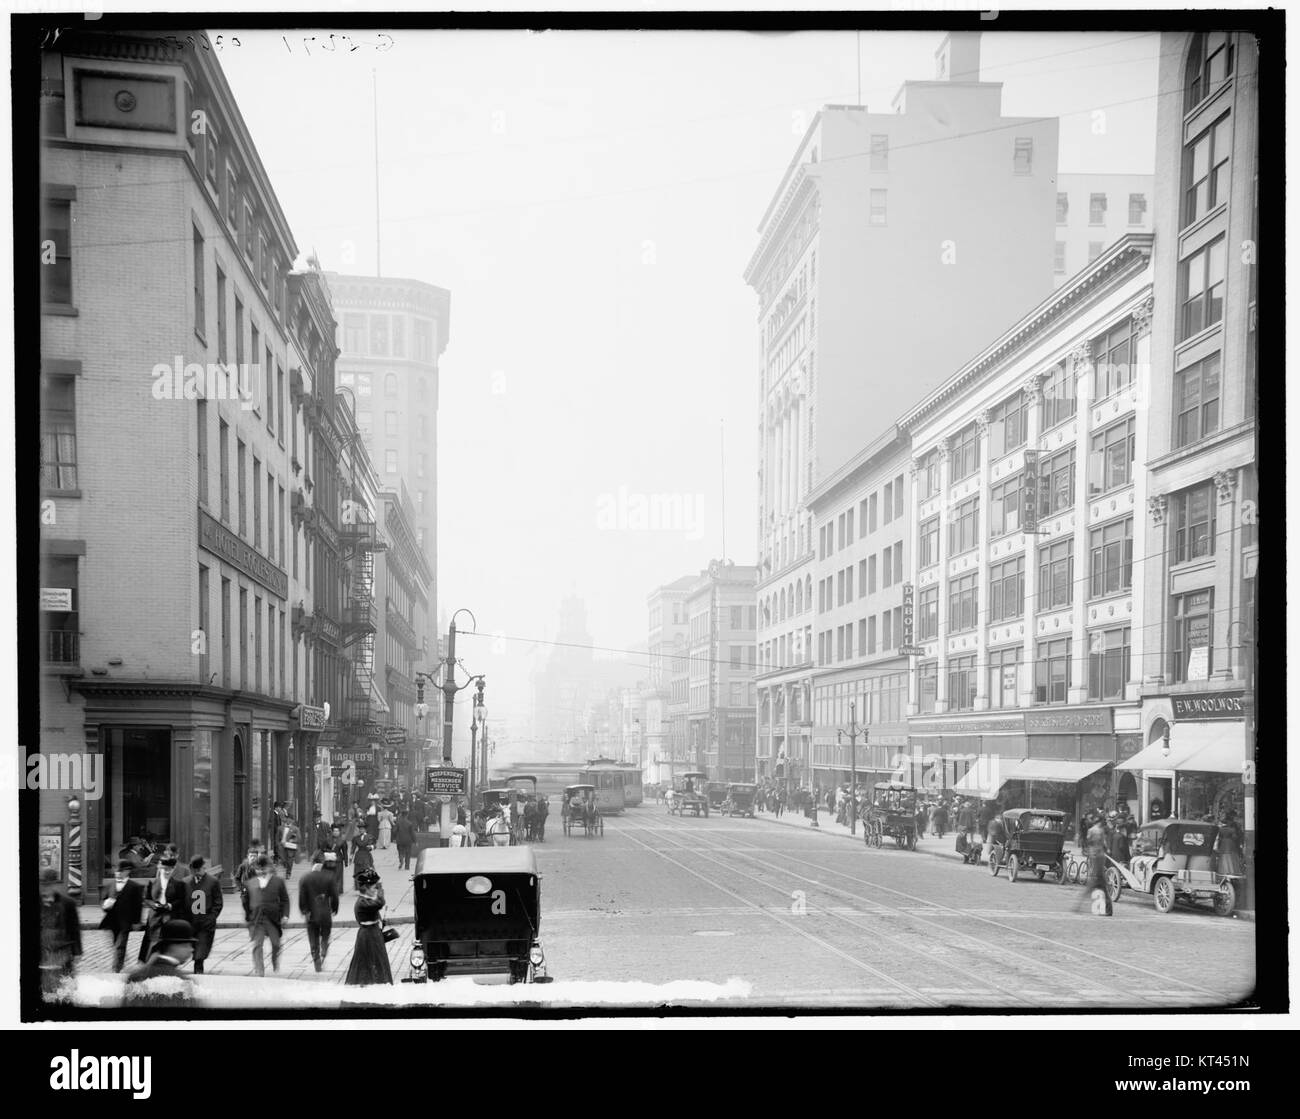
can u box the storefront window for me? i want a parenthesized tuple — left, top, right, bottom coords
(249, 729, 264, 844)
(1177, 772, 1242, 821)
(192, 730, 212, 861)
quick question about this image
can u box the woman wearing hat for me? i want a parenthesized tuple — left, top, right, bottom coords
(351, 833, 376, 891)
(345, 869, 393, 986)
(1215, 809, 1243, 877)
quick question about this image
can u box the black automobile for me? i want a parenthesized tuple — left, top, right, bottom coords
(987, 808, 1068, 882)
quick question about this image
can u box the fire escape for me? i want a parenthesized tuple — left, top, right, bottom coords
(341, 509, 387, 730)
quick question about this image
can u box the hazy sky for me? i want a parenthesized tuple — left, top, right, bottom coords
(217, 28, 1157, 725)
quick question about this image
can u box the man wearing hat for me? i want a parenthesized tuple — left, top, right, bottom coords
(99, 860, 146, 972)
(140, 850, 188, 963)
(242, 854, 291, 976)
(39, 868, 82, 994)
(183, 856, 223, 974)
(123, 919, 197, 1004)
(298, 851, 341, 973)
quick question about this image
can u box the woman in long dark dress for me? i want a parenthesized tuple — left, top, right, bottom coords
(345, 871, 393, 986)
(1215, 810, 1244, 876)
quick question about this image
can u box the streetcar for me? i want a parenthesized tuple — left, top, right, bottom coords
(577, 761, 630, 815)
(581, 758, 643, 808)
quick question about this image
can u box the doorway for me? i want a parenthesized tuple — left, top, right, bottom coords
(233, 732, 246, 853)
(103, 728, 172, 855)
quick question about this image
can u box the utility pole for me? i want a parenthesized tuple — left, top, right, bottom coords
(837, 700, 865, 836)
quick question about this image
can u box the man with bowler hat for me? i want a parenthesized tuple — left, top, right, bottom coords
(99, 859, 145, 972)
(184, 855, 223, 974)
(298, 852, 340, 972)
(242, 854, 290, 976)
(140, 850, 188, 962)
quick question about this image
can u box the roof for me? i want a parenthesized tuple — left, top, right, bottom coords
(412, 846, 538, 877)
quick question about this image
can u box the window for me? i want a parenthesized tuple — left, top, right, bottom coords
(206, 130, 220, 192)
(1184, 116, 1231, 226)
(948, 655, 977, 711)
(948, 572, 978, 633)
(988, 646, 1021, 709)
(343, 313, 365, 353)
(1056, 192, 1069, 224)
(1180, 237, 1226, 339)
(893, 605, 903, 649)
(836, 627, 844, 662)
(869, 189, 887, 225)
(192, 227, 205, 335)
(918, 662, 938, 713)
(989, 475, 1022, 537)
(918, 516, 939, 569)
(385, 412, 398, 437)
(260, 233, 270, 288)
(1186, 31, 1234, 108)
(894, 475, 904, 518)
(949, 424, 980, 481)
(1038, 538, 1074, 609)
(254, 595, 263, 692)
(236, 439, 247, 535)
(1089, 517, 1133, 598)
(243, 203, 255, 261)
(1092, 317, 1138, 400)
(845, 624, 854, 659)
(1088, 626, 1131, 700)
(882, 547, 892, 588)
(1087, 417, 1135, 496)
(40, 376, 77, 490)
(988, 556, 1024, 623)
(837, 513, 846, 550)
(1088, 241, 1104, 263)
(1054, 242, 1066, 274)
(1039, 446, 1076, 517)
(252, 457, 262, 547)
(1013, 137, 1033, 174)
(277, 365, 285, 444)
(267, 475, 276, 561)
(196, 399, 208, 505)
(846, 507, 855, 544)
(1089, 193, 1107, 225)
(882, 483, 893, 525)
(226, 166, 239, 228)
(385, 373, 399, 397)
(917, 585, 938, 640)
(881, 609, 892, 650)
(989, 391, 1029, 459)
(867, 615, 877, 655)
(1128, 193, 1148, 225)
(867, 554, 877, 594)
(41, 556, 79, 664)
(948, 497, 979, 556)
(385, 449, 398, 474)
(1035, 638, 1072, 704)
(870, 134, 888, 171)
(919, 450, 940, 500)
(858, 558, 867, 596)
(1172, 590, 1213, 682)
(1173, 482, 1217, 562)
(857, 618, 867, 654)
(216, 269, 228, 365)
(218, 420, 230, 523)
(1174, 352, 1221, 447)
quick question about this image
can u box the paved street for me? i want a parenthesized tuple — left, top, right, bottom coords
(67, 809, 1255, 1009)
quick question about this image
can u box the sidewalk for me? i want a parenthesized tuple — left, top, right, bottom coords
(77, 844, 420, 931)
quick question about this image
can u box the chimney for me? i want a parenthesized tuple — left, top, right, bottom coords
(935, 31, 981, 82)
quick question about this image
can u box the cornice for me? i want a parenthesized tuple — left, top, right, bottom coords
(743, 166, 819, 288)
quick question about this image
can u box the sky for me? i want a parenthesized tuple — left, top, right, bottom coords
(216, 28, 1158, 731)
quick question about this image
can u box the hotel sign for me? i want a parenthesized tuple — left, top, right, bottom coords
(199, 509, 288, 598)
(1169, 692, 1246, 721)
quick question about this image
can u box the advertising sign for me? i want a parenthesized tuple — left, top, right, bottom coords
(425, 766, 467, 796)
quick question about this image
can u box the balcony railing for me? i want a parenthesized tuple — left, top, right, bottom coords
(43, 629, 79, 664)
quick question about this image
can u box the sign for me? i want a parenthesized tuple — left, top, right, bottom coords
(1186, 646, 1210, 682)
(1021, 450, 1040, 533)
(40, 588, 73, 611)
(898, 645, 927, 657)
(297, 704, 328, 731)
(383, 726, 407, 745)
(901, 583, 915, 647)
(39, 825, 64, 878)
(425, 766, 467, 796)
(1170, 691, 1246, 721)
(1025, 707, 1114, 735)
(198, 508, 288, 598)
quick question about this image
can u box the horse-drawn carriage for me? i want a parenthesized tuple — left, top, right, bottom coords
(668, 772, 710, 817)
(561, 784, 604, 837)
(864, 782, 920, 849)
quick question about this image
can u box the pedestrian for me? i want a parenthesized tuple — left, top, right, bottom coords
(352, 834, 375, 890)
(377, 804, 395, 851)
(99, 860, 145, 972)
(393, 809, 416, 870)
(312, 811, 332, 856)
(39, 868, 82, 996)
(298, 852, 340, 973)
(933, 801, 948, 838)
(140, 851, 187, 963)
(1106, 811, 1130, 865)
(535, 796, 549, 843)
(323, 825, 349, 895)
(956, 799, 977, 859)
(343, 808, 361, 860)
(1078, 812, 1113, 916)
(234, 841, 262, 902)
(243, 854, 291, 976)
(345, 869, 393, 986)
(1215, 810, 1244, 876)
(183, 855, 223, 975)
(774, 786, 785, 819)
(365, 799, 380, 844)
(123, 919, 196, 1006)
(277, 815, 302, 881)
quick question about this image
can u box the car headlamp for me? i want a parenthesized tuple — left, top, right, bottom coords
(529, 945, 544, 966)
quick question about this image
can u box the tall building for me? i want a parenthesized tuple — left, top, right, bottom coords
(644, 577, 694, 785)
(745, 30, 1059, 802)
(328, 272, 451, 671)
(1121, 32, 1257, 845)
(36, 30, 388, 896)
(1054, 173, 1155, 284)
(685, 561, 758, 781)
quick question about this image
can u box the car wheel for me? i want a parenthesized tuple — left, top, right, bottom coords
(1008, 854, 1019, 882)
(1105, 866, 1123, 904)
(1153, 876, 1175, 913)
(1056, 864, 1067, 884)
(989, 851, 1000, 877)
(1213, 880, 1236, 917)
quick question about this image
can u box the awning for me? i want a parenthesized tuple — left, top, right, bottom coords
(1117, 722, 1246, 774)
(369, 680, 390, 715)
(1002, 758, 1111, 784)
(953, 761, 1008, 798)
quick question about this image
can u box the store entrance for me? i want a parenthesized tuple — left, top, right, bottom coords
(104, 728, 172, 861)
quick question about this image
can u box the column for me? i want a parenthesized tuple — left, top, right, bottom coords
(1019, 374, 1044, 706)
(934, 439, 952, 713)
(1211, 469, 1239, 681)
(1144, 494, 1170, 685)
(906, 457, 922, 716)
(973, 410, 994, 710)
(1127, 298, 1154, 697)
(1069, 341, 1093, 706)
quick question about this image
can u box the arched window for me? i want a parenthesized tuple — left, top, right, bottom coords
(779, 588, 786, 621)
(788, 583, 795, 617)
(384, 373, 398, 397)
(1185, 32, 1234, 109)
(796, 581, 803, 613)
(805, 575, 812, 608)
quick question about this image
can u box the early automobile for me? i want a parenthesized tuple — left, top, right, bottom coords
(561, 784, 604, 837)
(402, 846, 552, 984)
(669, 772, 710, 817)
(1104, 818, 1241, 916)
(865, 782, 920, 849)
(987, 808, 1068, 882)
(705, 782, 729, 811)
(722, 782, 757, 818)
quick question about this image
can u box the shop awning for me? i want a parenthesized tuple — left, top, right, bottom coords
(1117, 722, 1246, 774)
(1003, 758, 1112, 784)
(369, 680, 390, 715)
(953, 763, 1007, 798)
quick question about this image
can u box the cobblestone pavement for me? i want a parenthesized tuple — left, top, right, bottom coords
(68, 809, 1257, 1009)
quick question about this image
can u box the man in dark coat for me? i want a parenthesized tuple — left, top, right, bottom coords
(535, 797, 550, 843)
(183, 855, 223, 974)
(312, 811, 333, 857)
(392, 809, 417, 870)
(140, 854, 189, 963)
(123, 919, 196, 1007)
(325, 825, 349, 895)
(298, 853, 341, 972)
(40, 868, 82, 995)
(99, 860, 146, 972)
(242, 855, 291, 976)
